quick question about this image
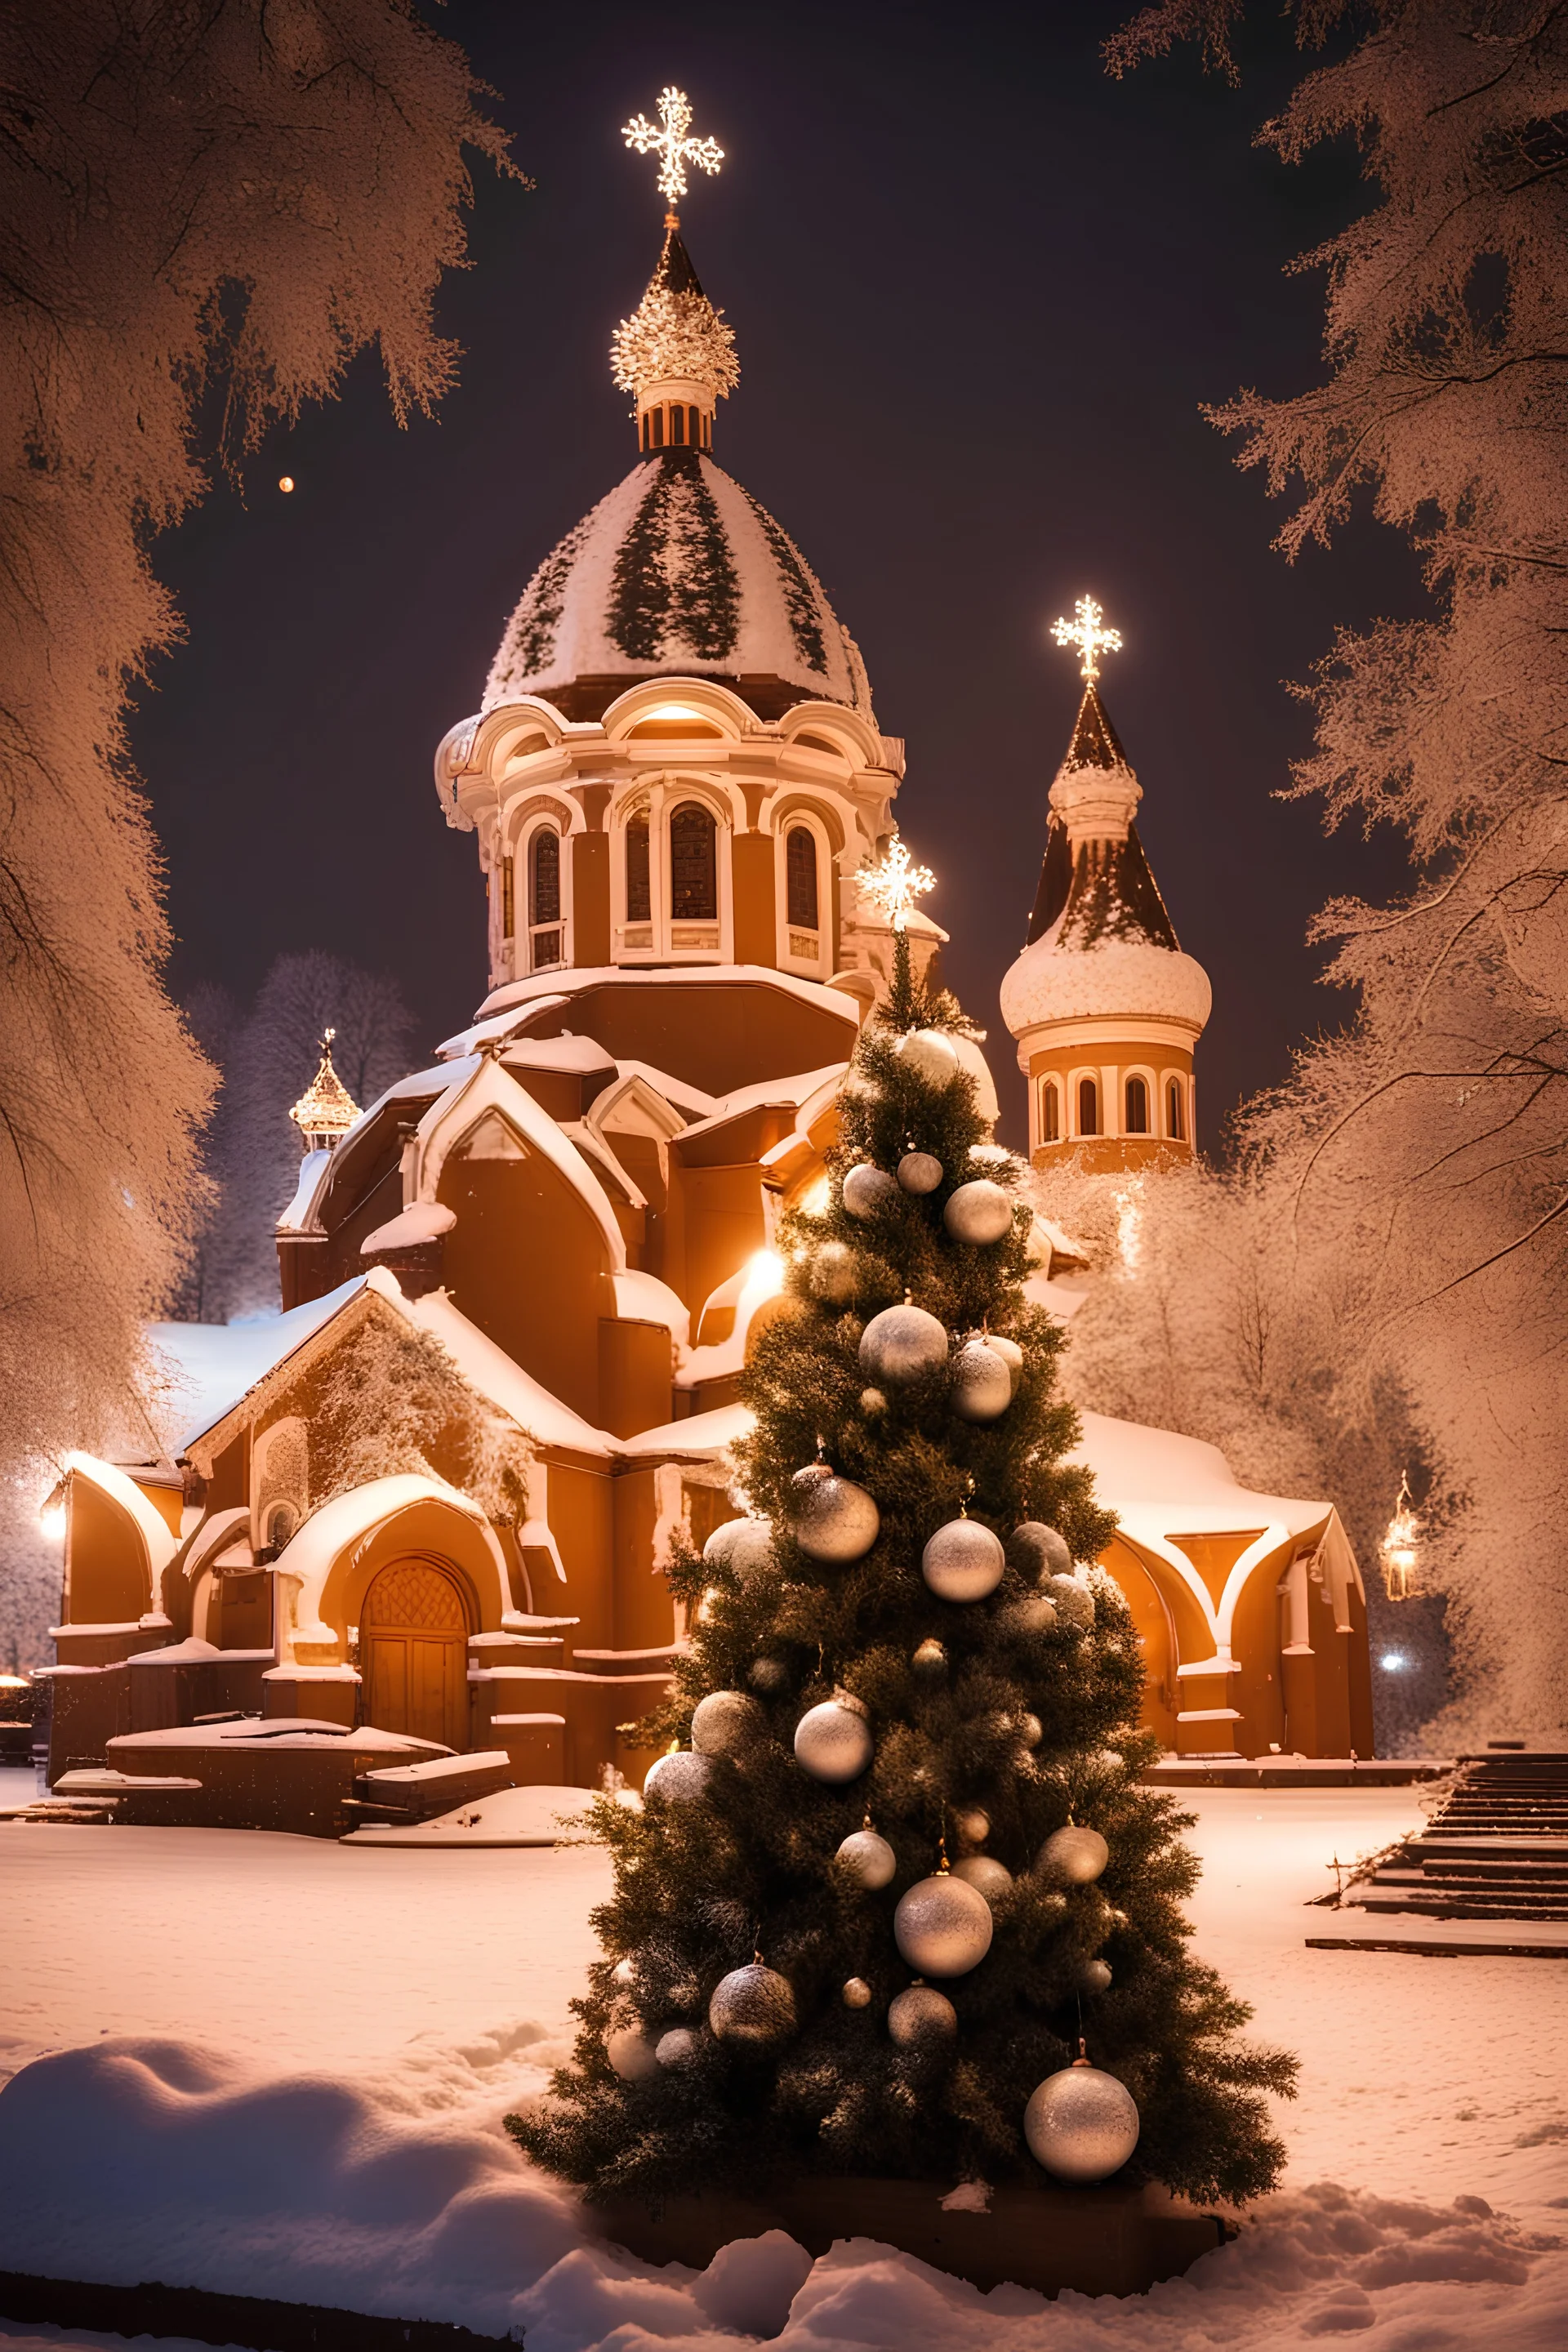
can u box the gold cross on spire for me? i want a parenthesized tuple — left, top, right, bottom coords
(858, 834, 936, 933)
(1051, 595, 1123, 682)
(622, 86, 724, 210)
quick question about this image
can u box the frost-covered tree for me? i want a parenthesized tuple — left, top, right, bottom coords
(1111, 2, 1568, 1735)
(1031, 1158, 1450, 1749)
(177, 952, 418, 1323)
(0, 2, 507, 1482)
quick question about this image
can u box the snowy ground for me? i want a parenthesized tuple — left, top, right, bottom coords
(1, 1780, 1565, 2350)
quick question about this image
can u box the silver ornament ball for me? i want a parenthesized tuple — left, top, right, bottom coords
(1024, 2060, 1140, 2183)
(942, 1178, 1013, 1246)
(1006, 1522, 1072, 1579)
(888, 1984, 959, 2047)
(795, 1697, 875, 1784)
(791, 1464, 880, 1563)
(1047, 1571, 1096, 1629)
(606, 2026, 659, 2082)
(709, 1962, 796, 2045)
(728, 1520, 776, 1584)
(835, 1827, 897, 1887)
(859, 1387, 888, 1418)
(921, 1517, 1005, 1603)
(895, 1028, 961, 1086)
(691, 1690, 766, 1758)
(748, 1655, 790, 1694)
(858, 1302, 949, 1386)
(811, 1240, 859, 1303)
(987, 1334, 1024, 1391)
(841, 1976, 873, 2010)
(897, 1150, 944, 1195)
(951, 1855, 1014, 1906)
(954, 1806, 991, 1845)
(950, 1336, 1013, 1423)
(893, 1873, 995, 1977)
(1020, 1712, 1044, 1748)
(1078, 1959, 1113, 1994)
(643, 1749, 715, 1806)
(843, 1163, 899, 1220)
(1039, 1825, 1111, 1886)
(655, 2026, 702, 2067)
(702, 1518, 744, 1568)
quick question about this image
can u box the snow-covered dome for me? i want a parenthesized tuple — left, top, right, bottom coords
(1000, 933, 1212, 1035)
(483, 452, 873, 723)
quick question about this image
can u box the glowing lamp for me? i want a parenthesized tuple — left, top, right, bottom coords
(1379, 1472, 1421, 1601)
(38, 1502, 65, 1542)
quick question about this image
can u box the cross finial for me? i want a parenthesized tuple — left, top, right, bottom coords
(622, 86, 724, 211)
(858, 834, 936, 933)
(1051, 595, 1123, 683)
(323, 1026, 335, 1049)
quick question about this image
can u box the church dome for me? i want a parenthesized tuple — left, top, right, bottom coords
(483, 219, 873, 725)
(482, 450, 874, 723)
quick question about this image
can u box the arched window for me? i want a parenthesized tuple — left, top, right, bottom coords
(1125, 1074, 1149, 1134)
(670, 801, 718, 921)
(528, 829, 562, 969)
(1078, 1076, 1099, 1136)
(625, 814, 651, 924)
(267, 1503, 296, 1551)
(651, 406, 664, 448)
(1167, 1079, 1186, 1141)
(786, 826, 819, 929)
(671, 403, 686, 445)
(1040, 1079, 1060, 1143)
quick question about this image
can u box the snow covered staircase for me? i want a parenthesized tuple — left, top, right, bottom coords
(1315, 1752, 1568, 1952)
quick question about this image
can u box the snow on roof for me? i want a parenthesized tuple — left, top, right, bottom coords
(275, 1473, 513, 1651)
(360, 1202, 456, 1256)
(277, 1148, 334, 1236)
(481, 453, 874, 719)
(1071, 1410, 1330, 1540)
(617, 1400, 755, 1462)
(413, 1059, 627, 1268)
(60, 1454, 180, 1578)
(500, 1035, 620, 1075)
(1000, 933, 1212, 1037)
(474, 963, 863, 1030)
(681, 1062, 849, 1140)
(400, 1284, 616, 1459)
(437, 1000, 570, 1061)
(151, 1276, 370, 1455)
(610, 1270, 690, 1350)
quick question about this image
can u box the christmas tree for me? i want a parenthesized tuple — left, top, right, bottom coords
(511, 876, 1294, 2209)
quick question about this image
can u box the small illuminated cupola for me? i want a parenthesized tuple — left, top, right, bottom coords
(288, 1030, 360, 1156)
(612, 216, 737, 456)
(1000, 599, 1210, 1170)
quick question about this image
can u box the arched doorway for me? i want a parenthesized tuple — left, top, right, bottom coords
(360, 1557, 470, 1749)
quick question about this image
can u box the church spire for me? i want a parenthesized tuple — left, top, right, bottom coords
(613, 88, 737, 456)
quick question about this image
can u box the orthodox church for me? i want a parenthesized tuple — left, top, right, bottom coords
(42, 119, 1372, 1826)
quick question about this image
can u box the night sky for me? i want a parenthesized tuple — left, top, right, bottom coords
(132, 1, 1422, 1151)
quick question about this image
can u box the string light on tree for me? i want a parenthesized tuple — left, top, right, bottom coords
(1050, 595, 1123, 681)
(858, 834, 936, 934)
(621, 86, 724, 211)
(1380, 1472, 1421, 1601)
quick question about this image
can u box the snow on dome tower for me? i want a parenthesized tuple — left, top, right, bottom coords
(1000, 599, 1209, 1167)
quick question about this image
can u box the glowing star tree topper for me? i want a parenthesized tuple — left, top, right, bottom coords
(622, 86, 724, 210)
(858, 835, 936, 933)
(1051, 595, 1124, 682)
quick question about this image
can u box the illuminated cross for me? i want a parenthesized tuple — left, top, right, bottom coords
(621, 86, 724, 209)
(858, 835, 936, 933)
(1051, 595, 1123, 682)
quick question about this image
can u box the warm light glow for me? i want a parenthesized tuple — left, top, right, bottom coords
(622, 86, 724, 207)
(858, 834, 936, 933)
(1379, 1652, 1408, 1672)
(289, 1027, 360, 1146)
(39, 1503, 65, 1541)
(1051, 595, 1123, 682)
(278, 475, 295, 493)
(0, 1673, 29, 1689)
(1379, 1472, 1421, 1601)
(797, 1174, 831, 1218)
(739, 1249, 786, 1317)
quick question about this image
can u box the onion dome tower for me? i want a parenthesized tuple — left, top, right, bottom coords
(435, 87, 912, 1008)
(1000, 599, 1210, 1169)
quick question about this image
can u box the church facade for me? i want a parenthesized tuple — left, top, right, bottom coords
(44, 203, 1372, 1824)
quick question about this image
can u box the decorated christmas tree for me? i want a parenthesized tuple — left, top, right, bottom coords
(512, 849, 1294, 2207)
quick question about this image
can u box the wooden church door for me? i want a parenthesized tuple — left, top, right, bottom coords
(360, 1557, 470, 1750)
